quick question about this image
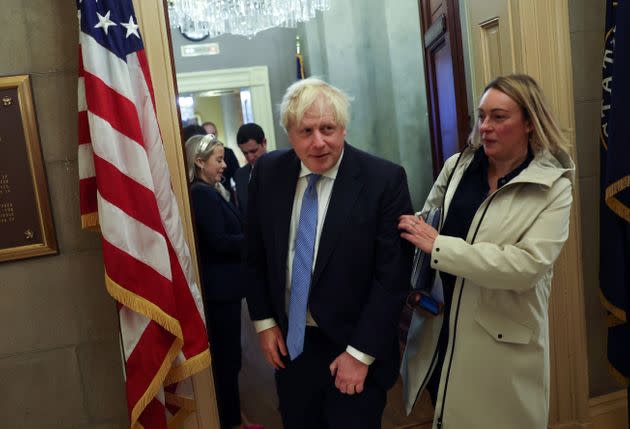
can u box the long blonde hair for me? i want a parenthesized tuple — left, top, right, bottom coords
(184, 133, 224, 183)
(468, 74, 571, 155)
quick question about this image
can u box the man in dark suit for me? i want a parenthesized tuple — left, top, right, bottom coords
(245, 78, 413, 428)
(234, 123, 267, 215)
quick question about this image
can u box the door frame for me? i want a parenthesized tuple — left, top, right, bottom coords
(177, 66, 277, 151)
(418, 0, 470, 176)
(131, 1, 219, 428)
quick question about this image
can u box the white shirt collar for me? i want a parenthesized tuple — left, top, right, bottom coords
(298, 148, 344, 180)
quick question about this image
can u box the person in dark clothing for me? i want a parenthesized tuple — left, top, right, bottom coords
(245, 77, 413, 429)
(184, 133, 262, 429)
(234, 123, 267, 215)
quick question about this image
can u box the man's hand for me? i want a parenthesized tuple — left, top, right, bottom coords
(329, 351, 368, 395)
(258, 326, 287, 369)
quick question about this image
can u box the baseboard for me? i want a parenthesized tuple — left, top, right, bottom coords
(549, 421, 591, 428)
(589, 390, 628, 429)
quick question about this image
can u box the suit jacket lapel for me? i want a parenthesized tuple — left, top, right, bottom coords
(274, 152, 301, 293)
(313, 144, 363, 286)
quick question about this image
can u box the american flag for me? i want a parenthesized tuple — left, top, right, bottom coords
(76, 1, 211, 428)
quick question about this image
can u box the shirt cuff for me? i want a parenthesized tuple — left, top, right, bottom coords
(253, 318, 277, 333)
(346, 346, 375, 365)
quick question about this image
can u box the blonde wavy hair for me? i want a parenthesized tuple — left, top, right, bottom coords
(468, 74, 571, 155)
(280, 77, 350, 131)
(184, 133, 224, 183)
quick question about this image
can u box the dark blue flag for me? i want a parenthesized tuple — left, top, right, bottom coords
(600, 0, 630, 386)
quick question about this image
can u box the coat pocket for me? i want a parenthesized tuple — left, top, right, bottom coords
(474, 306, 533, 345)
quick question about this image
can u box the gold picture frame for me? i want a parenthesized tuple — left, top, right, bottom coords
(0, 74, 57, 262)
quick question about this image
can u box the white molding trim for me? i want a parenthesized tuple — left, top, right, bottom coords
(513, 1, 590, 427)
(177, 66, 277, 151)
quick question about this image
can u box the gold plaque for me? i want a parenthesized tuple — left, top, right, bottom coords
(0, 75, 57, 262)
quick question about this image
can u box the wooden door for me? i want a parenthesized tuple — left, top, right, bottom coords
(466, 0, 519, 105)
(419, 0, 470, 176)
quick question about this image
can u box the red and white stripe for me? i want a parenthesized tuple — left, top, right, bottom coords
(78, 21, 209, 429)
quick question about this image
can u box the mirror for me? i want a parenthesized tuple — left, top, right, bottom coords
(167, 1, 437, 427)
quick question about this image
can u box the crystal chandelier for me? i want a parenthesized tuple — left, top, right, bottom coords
(168, 0, 331, 39)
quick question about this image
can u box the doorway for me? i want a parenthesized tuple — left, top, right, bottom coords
(176, 65, 277, 158)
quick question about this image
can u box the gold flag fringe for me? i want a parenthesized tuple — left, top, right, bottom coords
(165, 349, 211, 386)
(105, 274, 184, 340)
(130, 340, 182, 429)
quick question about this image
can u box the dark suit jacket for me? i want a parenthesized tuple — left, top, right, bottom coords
(245, 143, 413, 388)
(190, 180, 245, 301)
(234, 163, 252, 216)
(221, 147, 240, 190)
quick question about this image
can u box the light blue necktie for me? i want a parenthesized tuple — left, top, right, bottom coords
(287, 173, 321, 360)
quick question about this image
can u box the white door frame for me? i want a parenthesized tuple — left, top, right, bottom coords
(177, 66, 277, 151)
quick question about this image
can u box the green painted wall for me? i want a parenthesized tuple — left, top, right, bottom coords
(194, 95, 226, 139)
(300, 0, 434, 208)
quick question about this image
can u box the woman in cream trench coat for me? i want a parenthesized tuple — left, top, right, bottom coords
(399, 74, 575, 429)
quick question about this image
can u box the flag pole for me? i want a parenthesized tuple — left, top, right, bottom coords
(296, 35, 305, 80)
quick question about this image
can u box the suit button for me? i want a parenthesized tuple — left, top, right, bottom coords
(498, 334, 503, 339)
(435, 248, 440, 252)
(433, 259, 438, 264)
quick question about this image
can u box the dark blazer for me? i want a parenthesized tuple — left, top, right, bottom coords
(234, 163, 252, 216)
(245, 143, 413, 388)
(221, 147, 240, 189)
(190, 180, 245, 301)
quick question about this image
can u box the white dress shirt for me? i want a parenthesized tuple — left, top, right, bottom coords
(253, 151, 375, 365)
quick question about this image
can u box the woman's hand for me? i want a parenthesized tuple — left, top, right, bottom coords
(398, 214, 438, 254)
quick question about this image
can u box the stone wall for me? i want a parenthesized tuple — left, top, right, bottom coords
(0, 2, 128, 428)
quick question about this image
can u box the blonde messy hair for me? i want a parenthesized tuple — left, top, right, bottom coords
(184, 133, 224, 183)
(280, 77, 350, 131)
(469, 74, 571, 155)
